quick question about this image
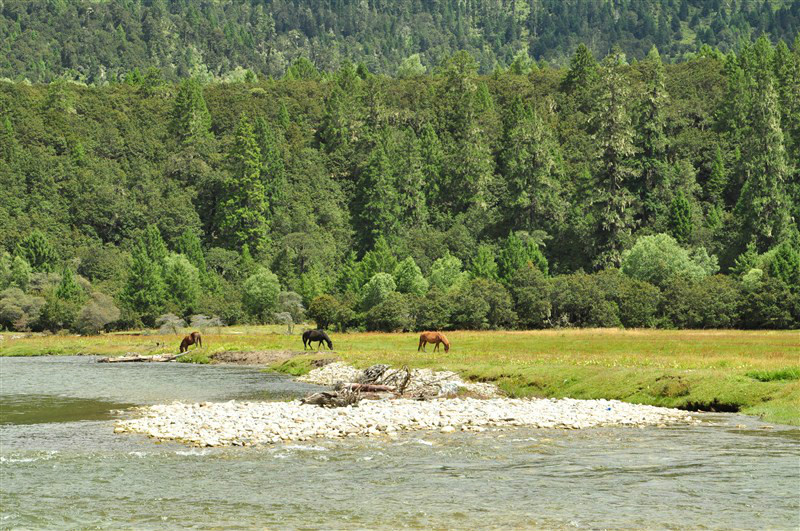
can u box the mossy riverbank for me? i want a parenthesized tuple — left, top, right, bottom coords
(2, 327, 797, 425)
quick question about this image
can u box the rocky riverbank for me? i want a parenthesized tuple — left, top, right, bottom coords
(115, 397, 693, 447)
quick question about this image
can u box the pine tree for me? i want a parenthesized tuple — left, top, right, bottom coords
(707, 145, 728, 206)
(592, 49, 638, 268)
(735, 38, 791, 251)
(217, 114, 270, 255)
(170, 77, 213, 145)
(56, 267, 83, 302)
(122, 240, 166, 326)
(254, 115, 286, 217)
(143, 225, 168, 267)
(561, 44, 599, 115)
(354, 131, 401, 249)
(360, 235, 398, 279)
(668, 191, 693, 244)
(499, 96, 565, 232)
(638, 46, 669, 221)
(17, 230, 58, 272)
(391, 128, 427, 228)
(469, 244, 499, 281)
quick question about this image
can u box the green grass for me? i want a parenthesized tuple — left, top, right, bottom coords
(2, 327, 798, 425)
(746, 367, 800, 382)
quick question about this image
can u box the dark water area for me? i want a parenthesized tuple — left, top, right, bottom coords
(1, 356, 799, 530)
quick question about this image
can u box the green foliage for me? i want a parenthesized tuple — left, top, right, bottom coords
(361, 273, 397, 310)
(746, 368, 800, 382)
(307, 294, 344, 330)
(498, 232, 548, 282)
(428, 253, 466, 293)
(121, 241, 165, 327)
(661, 275, 742, 329)
(17, 231, 58, 273)
(0, 288, 45, 331)
(171, 78, 213, 145)
(394, 257, 428, 296)
(410, 289, 451, 331)
(74, 292, 120, 335)
(668, 191, 693, 244)
(621, 234, 712, 288)
(596, 269, 660, 328)
(365, 292, 412, 332)
(242, 267, 281, 322)
(551, 273, 621, 328)
(769, 239, 800, 289)
(509, 264, 551, 329)
(163, 253, 201, 317)
(469, 244, 499, 281)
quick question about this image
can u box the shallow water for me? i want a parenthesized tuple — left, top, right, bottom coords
(1, 356, 798, 531)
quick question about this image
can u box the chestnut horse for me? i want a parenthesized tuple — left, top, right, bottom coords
(418, 331, 449, 353)
(179, 331, 203, 353)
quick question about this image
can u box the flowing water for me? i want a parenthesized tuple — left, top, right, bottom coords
(1, 356, 798, 531)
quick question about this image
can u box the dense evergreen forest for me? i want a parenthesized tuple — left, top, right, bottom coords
(0, 35, 798, 333)
(1, 0, 799, 82)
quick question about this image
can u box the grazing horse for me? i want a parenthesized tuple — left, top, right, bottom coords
(303, 329, 333, 350)
(418, 331, 450, 353)
(179, 331, 203, 353)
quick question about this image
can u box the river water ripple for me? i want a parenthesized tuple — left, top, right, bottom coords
(1, 356, 798, 530)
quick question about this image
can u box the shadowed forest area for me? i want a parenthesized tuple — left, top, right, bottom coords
(0, 33, 798, 333)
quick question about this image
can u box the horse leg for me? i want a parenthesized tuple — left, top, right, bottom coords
(418, 339, 424, 352)
(434, 342, 439, 353)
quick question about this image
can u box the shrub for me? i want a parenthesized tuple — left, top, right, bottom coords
(74, 292, 120, 334)
(450, 278, 517, 330)
(277, 291, 306, 323)
(189, 314, 224, 329)
(0, 288, 45, 331)
(365, 292, 412, 332)
(739, 277, 799, 329)
(409, 288, 451, 331)
(621, 233, 713, 288)
(242, 267, 281, 322)
(661, 275, 742, 329)
(595, 269, 660, 328)
(156, 313, 186, 334)
(509, 264, 551, 329)
(550, 273, 620, 327)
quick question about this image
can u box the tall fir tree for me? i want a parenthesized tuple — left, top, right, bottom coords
(122, 240, 166, 326)
(499, 96, 565, 233)
(354, 131, 401, 250)
(170, 77, 213, 146)
(668, 191, 693, 244)
(735, 38, 792, 251)
(592, 49, 638, 268)
(217, 114, 270, 255)
(638, 46, 669, 222)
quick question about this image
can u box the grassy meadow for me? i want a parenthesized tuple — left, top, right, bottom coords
(1, 327, 798, 425)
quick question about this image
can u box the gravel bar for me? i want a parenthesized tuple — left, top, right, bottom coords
(115, 397, 692, 447)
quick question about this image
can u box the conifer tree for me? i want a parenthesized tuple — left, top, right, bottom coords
(354, 131, 400, 249)
(17, 230, 58, 273)
(499, 96, 565, 232)
(707, 145, 728, 206)
(735, 38, 791, 251)
(122, 240, 166, 325)
(561, 44, 599, 115)
(254, 115, 287, 217)
(592, 49, 638, 268)
(668, 191, 693, 244)
(469, 244, 499, 281)
(217, 114, 270, 255)
(170, 77, 213, 145)
(56, 267, 83, 302)
(638, 46, 669, 220)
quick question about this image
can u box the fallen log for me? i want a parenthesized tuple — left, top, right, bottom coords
(97, 352, 184, 363)
(341, 383, 396, 393)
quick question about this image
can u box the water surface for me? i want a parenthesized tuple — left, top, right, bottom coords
(1, 356, 798, 530)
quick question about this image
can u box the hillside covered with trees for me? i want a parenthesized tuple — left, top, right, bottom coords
(0, 35, 798, 333)
(1, 0, 799, 82)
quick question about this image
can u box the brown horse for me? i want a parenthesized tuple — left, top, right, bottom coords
(418, 331, 450, 353)
(179, 331, 203, 353)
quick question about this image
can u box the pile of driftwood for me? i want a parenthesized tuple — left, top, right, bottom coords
(301, 364, 415, 408)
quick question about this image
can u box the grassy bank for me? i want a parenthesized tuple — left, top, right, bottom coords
(1, 327, 798, 425)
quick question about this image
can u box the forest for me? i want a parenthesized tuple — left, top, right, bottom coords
(0, 34, 798, 333)
(1, 0, 799, 82)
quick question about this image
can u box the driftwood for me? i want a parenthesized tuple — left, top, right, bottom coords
(341, 383, 395, 392)
(97, 352, 185, 363)
(301, 390, 361, 408)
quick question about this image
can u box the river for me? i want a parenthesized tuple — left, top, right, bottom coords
(1, 356, 798, 530)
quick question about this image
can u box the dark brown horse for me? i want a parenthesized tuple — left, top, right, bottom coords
(179, 331, 203, 353)
(303, 329, 333, 350)
(418, 331, 449, 353)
